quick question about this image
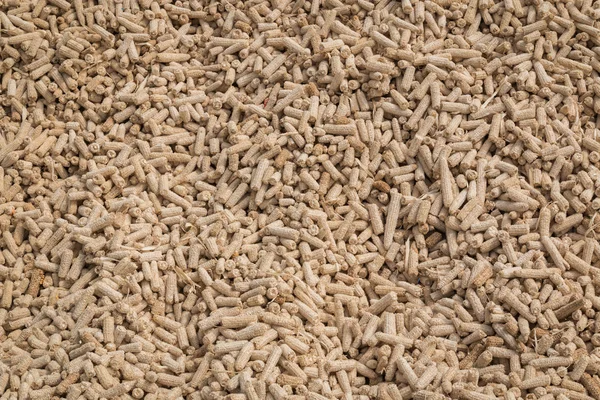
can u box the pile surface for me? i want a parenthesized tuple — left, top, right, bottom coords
(2, 0, 600, 399)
